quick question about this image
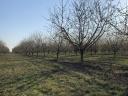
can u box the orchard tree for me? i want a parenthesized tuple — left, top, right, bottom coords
(107, 33, 121, 56)
(109, 2, 128, 37)
(0, 40, 9, 54)
(49, 29, 63, 61)
(50, 0, 116, 62)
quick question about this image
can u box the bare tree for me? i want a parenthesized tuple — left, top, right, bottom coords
(31, 33, 42, 56)
(106, 33, 121, 56)
(49, 30, 63, 61)
(50, 0, 116, 62)
(12, 33, 44, 57)
(0, 40, 9, 54)
(109, 1, 128, 37)
(88, 42, 99, 55)
(99, 39, 111, 54)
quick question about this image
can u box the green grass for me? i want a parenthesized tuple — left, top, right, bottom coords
(0, 53, 127, 96)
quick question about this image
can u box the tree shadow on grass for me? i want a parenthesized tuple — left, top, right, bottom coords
(49, 59, 103, 75)
(49, 59, 128, 85)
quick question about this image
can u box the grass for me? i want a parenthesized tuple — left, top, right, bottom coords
(0, 53, 127, 96)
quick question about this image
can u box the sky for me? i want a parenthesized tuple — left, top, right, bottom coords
(0, 0, 126, 51)
(0, 0, 59, 51)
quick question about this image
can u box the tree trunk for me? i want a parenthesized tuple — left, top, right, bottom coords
(56, 47, 60, 61)
(65, 51, 67, 56)
(56, 51, 59, 61)
(43, 48, 46, 57)
(94, 50, 97, 55)
(113, 51, 117, 57)
(80, 49, 84, 62)
(91, 48, 93, 56)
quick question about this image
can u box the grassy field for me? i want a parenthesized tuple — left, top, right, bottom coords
(0, 54, 127, 96)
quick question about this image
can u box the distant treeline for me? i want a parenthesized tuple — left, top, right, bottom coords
(12, 32, 128, 59)
(0, 40, 9, 54)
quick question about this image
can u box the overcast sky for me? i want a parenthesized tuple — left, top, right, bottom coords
(0, 0, 126, 51)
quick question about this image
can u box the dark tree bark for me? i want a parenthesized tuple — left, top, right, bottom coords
(80, 49, 84, 62)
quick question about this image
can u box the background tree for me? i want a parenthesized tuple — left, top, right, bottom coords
(107, 33, 121, 56)
(0, 40, 9, 54)
(49, 30, 63, 61)
(109, 2, 128, 37)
